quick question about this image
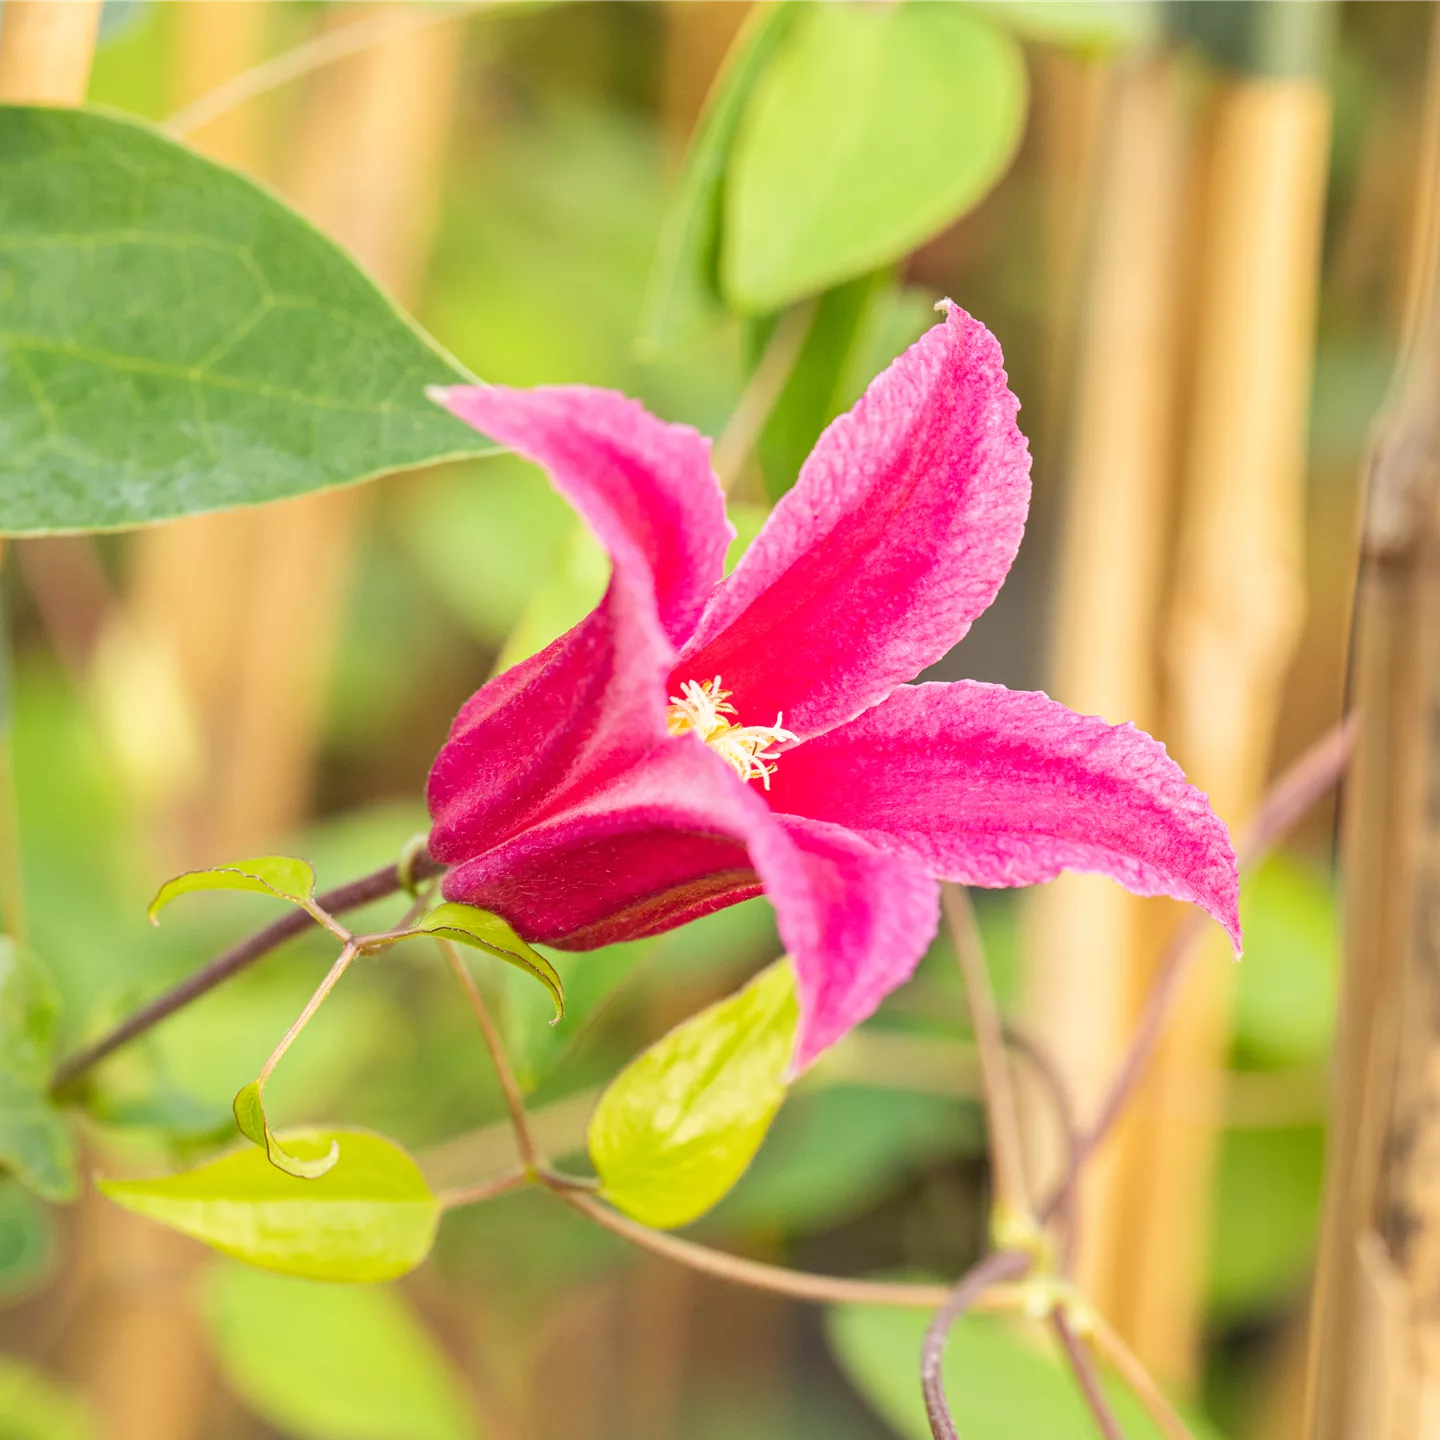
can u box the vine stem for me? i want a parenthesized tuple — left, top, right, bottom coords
(437, 1169, 529, 1211)
(257, 942, 357, 1090)
(1053, 1311, 1127, 1440)
(437, 936, 541, 1172)
(921, 1249, 1033, 1439)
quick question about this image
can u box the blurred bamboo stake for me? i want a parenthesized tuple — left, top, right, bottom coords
(0, 0, 100, 102)
(1022, 51, 1189, 1309)
(1307, 7, 1440, 1435)
(1121, 27, 1331, 1386)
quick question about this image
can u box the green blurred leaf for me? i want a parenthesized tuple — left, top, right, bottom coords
(87, 1086, 234, 1146)
(0, 1075, 76, 1203)
(0, 106, 487, 535)
(1232, 854, 1337, 1069)
(233, 1080, 339, 1181)
(975, 1, 1161, 49)
(826, 1305, 1218, 1440)
(0, 1178, 56, 1303)
(638, 1, 799, 350)
(589, 958, 798, 1229)
(414, 902, 564, 1020)
(148, 856, 317, 923)
(204, 1263, 477, 1440)
(99, 1127, 439, 1282)
(723, 2, 1026, 311)
(1209, 1125, 1324, 1322)
(0, 1357, 94, 1440)
(0, 942, 57, 1091)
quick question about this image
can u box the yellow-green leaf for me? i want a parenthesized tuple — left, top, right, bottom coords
(0, 1356, 95, 1440)
(588, 957, 798, 1229)
(414, 903, 564, 1020)
(148, 856, 317, 923)
(98, 1128, 439, 1282)
(233, 1081, 338, 1180)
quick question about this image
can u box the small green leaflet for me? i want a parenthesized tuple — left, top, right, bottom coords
(148, 855, 317, 923)
(0, 106, 491, 535)
(204, 1264, 478, 1440)
(637, 1, 799, 351)
(722, 2, 1027, 311)
(234, 1080, 338, 1181)
(0, 942, 75, 1203)
(99, 1128, 439, 1282)
(413, 902, 564, 1021)
(588, 957, 798, 1229)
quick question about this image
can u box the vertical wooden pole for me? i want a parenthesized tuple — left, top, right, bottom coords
(1022, 53, 1189, 1311)
(1120, 24, 1332, 1387)
(1308, 10, 1440, 1434)
(0, 0, 101, 102)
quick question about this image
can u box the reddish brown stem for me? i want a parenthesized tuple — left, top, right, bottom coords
(1054, 1311, 1128, 1440)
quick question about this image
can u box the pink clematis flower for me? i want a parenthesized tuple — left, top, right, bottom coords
(426, 303, 1240, 1072)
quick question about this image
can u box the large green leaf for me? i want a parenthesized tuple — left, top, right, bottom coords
(0, 1357, 94, 1440)
(588, 958, 798, 1229)
(147, 855, 318, 924)
(204, 1263, 477, 1440)
(99, 1128, 439, 1282)
(637, 1, 799, 351)
(723, 3, 1027, 312)
(827, 1305, 1219, 1440)
(0, 106, 489, 535)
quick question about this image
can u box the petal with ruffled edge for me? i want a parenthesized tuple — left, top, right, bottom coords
(766, 680, 1242, 950)
(674, 304, 1031, 740)
(427, 385, 733, 858)
(441, 739, 940, 1072)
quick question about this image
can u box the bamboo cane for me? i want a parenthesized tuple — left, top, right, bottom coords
(0, 0, 101, 102)
(1306, 7, 1440, 1434)
(1022, 51, 1189, 1311)
(1118, 21, 1332, 1387)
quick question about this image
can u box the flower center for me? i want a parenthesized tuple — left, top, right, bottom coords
(666, 676, 797, 790)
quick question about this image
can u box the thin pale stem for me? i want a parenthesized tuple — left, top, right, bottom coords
(555, 1186, 1024, 1311)
(437, 936, 540, 1172)
(1087, 1311, 1196, 1440)
(711, 300, 818, 490)
(1054, 1311, 1128, 1440)
(921, 1248, 1034, 1439)
(300, 900, 353, 946)
(944, 885, 1030, 1221)
(437, 1168, 530, 1210)
(257, 942, 357, 1090)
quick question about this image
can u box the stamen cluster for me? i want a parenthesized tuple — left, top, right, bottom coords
(666, 677, 797, 790)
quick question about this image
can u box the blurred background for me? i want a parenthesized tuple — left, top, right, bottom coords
(0, 1, 1419, 1436)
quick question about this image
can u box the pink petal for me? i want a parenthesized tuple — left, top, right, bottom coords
(441, 739, 940, 1071)
(428, 384, 730, 859)
(767, 681, 1242, 950)
(673, 303, 1031, 739)
(432, 384, 733, 646)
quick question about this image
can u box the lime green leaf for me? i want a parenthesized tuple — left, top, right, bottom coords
(826, 1305, 1219, 1440)
(233, 1080, 339, 1180)
(638, 0, 799, 350)
(723, 3, 1027, 311)
(0, 1357, 95, 1440)
(0, 1178, 57, 1302)
(588, 958, 798, 1229)
(147, 855, 317, 923)
(0, 1075, 76, 1203)
(98, 1128, 439, 1282)
(414, 902, 563, 1021)
(0, 106, 489, 536)
(204, 1263, 477, 1440)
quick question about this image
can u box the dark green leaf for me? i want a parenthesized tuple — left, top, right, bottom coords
(589, 958, 798, 1229)
(233, 1080, 339, 1180)
(0, 1179, 57, 1304)
(637, 1, 799, 350)
(99, 1127, 439, 1282)
(723, 3, 1027, 311)
(147, 855, 317, 923)
(0, 106, 489, 535)
(0, 1357, 94, 1440)
(827, 1305, 1219, 1440)
(204, 1263, 478, 1440)
(413, 902, 564, 1020)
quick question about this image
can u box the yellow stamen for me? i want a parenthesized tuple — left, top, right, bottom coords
(666, 677, 797, 790)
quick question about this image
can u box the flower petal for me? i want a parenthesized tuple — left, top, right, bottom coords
(428, 384, 731, 860)
(767, 680, 1242, 949)
(432, 384, 733, 646)
(674, 303, 1031, 738)
(441, 739, 939, 1071)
